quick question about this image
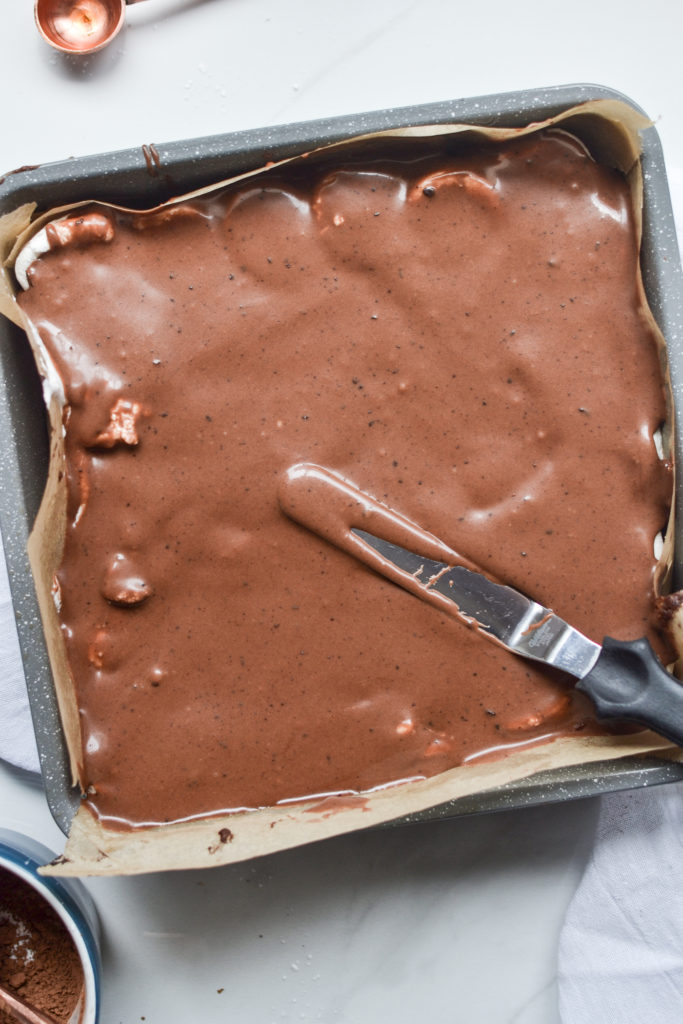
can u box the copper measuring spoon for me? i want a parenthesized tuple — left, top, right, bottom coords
(35, 0, 149, 55)
(0, 981, 61, 1024)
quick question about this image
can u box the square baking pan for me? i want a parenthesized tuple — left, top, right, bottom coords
(2, 83, 683, 837)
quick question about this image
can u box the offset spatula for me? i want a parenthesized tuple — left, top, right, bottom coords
(350, 527, 683, 746)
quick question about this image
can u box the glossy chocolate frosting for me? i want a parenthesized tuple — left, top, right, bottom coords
(18, 130, 671, 826)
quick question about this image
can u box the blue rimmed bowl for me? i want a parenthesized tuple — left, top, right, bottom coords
(0, 827, 100, 1023)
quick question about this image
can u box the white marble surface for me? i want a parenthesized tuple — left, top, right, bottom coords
(2, 2, 682, 1021)
(0, 759, 599, 1024)
(2, 0, 683, 174)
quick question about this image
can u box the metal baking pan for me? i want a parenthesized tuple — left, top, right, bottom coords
(2, 83, 683, 836)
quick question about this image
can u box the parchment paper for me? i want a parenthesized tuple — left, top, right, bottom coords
(1, 99, 681, 876)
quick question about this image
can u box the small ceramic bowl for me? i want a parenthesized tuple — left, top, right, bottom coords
(0, 827, 100, 1023)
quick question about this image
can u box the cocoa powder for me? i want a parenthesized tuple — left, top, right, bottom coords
(0, 865, 83, 1023)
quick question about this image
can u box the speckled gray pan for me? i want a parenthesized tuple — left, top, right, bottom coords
(2, 83, 683, 835)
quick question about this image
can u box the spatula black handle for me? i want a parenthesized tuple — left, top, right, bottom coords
(576, 636, 683, 746)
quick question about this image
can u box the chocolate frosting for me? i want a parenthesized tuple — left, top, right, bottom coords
(18, 130, 671, 826)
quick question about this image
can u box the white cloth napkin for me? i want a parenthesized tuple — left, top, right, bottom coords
(558, 782, 683, 1023)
